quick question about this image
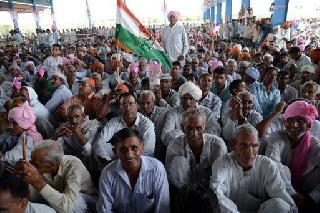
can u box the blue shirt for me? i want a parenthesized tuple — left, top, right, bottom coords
(97, 156, 170, 213)
(250, 82, 281, 118)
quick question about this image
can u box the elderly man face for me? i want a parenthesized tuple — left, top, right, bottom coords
(182, 114, 206, 146)
(181, 93, 197, 110)
(226, 61, 237, 74)
(140, 93, 154, 116)
(68, 107, 85, 127)
(115, 134, 144, 171)
(302, 70, 314, 82)
(66, 65, 76, 81)
(301, 84, 317, 101)
(240, 94, 253, 116)
(234, 131, 259, 171)
(120, 95, 138, 120)
(52, 76, 64, 88)
(285, 116, 308, 143)
(192, 59, 199, 70)
(30, 148, 55, 174)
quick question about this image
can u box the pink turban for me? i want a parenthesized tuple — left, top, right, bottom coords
(38, 66, 45, 77)
(284, 100, 318, 192)
(209, 60, 223, 73)
(284, 100, 318, 126)
(8, 101, 43, 142)
(12, 77, 23, 90)
(129, 64, 139, 75)
(167, 11, 180, 20)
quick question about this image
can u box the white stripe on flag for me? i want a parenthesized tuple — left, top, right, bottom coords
(116, 6, 139, 37)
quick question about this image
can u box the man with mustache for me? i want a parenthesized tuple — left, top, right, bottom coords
(97, 128, 170, 213)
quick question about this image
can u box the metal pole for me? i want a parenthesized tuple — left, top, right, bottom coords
(32, 0, 41, 29)
(7, 0, 19, 32)
(163, 0, 167, 25)
(85, 0, 92, 29)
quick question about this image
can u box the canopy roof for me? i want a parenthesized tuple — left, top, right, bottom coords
(0, 0, 50, 13)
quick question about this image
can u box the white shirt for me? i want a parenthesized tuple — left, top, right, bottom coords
(43, 56, 64, 76)
(0, 134, 35, 165)
(265, 131, 320, 202)
(199, 91, 222, 120)
(211, 152, 297, 212)
(25, 202, 56, 213)
(163, 24, 189, 61)
(166, 134, 227, 187)
(97, 156, 170, 213)
(45, 85, 73, 114)
(161, 105, 222, 146)
(222, 110, 263, 141)
(94, 112, 155, 161)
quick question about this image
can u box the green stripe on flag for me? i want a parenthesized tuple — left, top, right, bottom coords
(116, 24, 172, 69)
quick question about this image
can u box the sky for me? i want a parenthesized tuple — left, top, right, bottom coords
(0, 0, 319, 31)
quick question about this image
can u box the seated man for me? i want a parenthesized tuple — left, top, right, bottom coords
(94, 93, 155, 165)
(266, 101, 320, 211)
(277, 71, 298, 103)
(15, 140, 97, 213)
(198, 73, 222, 120)
(211, 66, 231, 104)
(250, 66, 281, 118)
(53, 104, 101, 170)
(0, 170, 56, 213)
(139, 90, 169, 161)
(171, 61, 186, 91)
(0, 100, 42, 165)
(211, 124, 297, 212)
(97, 128, 170, 213)
(223, 91, 263, 142)
(166, 108, 227, 189)
(55, 78, 102, 121)
(45, 71, 72, 114)
(161, 81, 221, 146)
(154, 73, 180, 109)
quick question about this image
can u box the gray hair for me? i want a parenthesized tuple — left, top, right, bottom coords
(91, 72, 102, 80)
(238, 61, 250, 67)
(232, 123, 258, 141)
(182, 108, 207, 124)
(140, 90, 155, 102)
(66, 104, 85, 117)
(33, 140, 64, 163)
(237, 91, 253, 100)
(301, 81, 319, 94)
(227, 59, 237, 66)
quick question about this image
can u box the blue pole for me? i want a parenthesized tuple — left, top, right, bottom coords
(271, 0, 289, 26)
(7, 0, 19, 32)
(211, 6, 215, 22)
(216, 1, 222, 25)
(225, 0, 232, 23)
(241, 0, 250, 10)
(32, 0, 41, 29)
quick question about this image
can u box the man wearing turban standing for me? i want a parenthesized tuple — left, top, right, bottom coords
(163, 11, 189, 62)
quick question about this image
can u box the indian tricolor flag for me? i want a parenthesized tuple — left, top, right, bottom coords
(116, 0, 172, 68)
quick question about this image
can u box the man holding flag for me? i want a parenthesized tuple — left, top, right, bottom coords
(115, 0, 172, 69)
(163, 11, 189, 62)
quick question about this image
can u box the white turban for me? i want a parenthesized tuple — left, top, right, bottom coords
(178, 81, 202, 101)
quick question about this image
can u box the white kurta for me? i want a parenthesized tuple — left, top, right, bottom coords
(166, 133, 227, 188)
(265, 131, 320, 203)
(163, 24, 189, 62)
(211, 152, 297, 213)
